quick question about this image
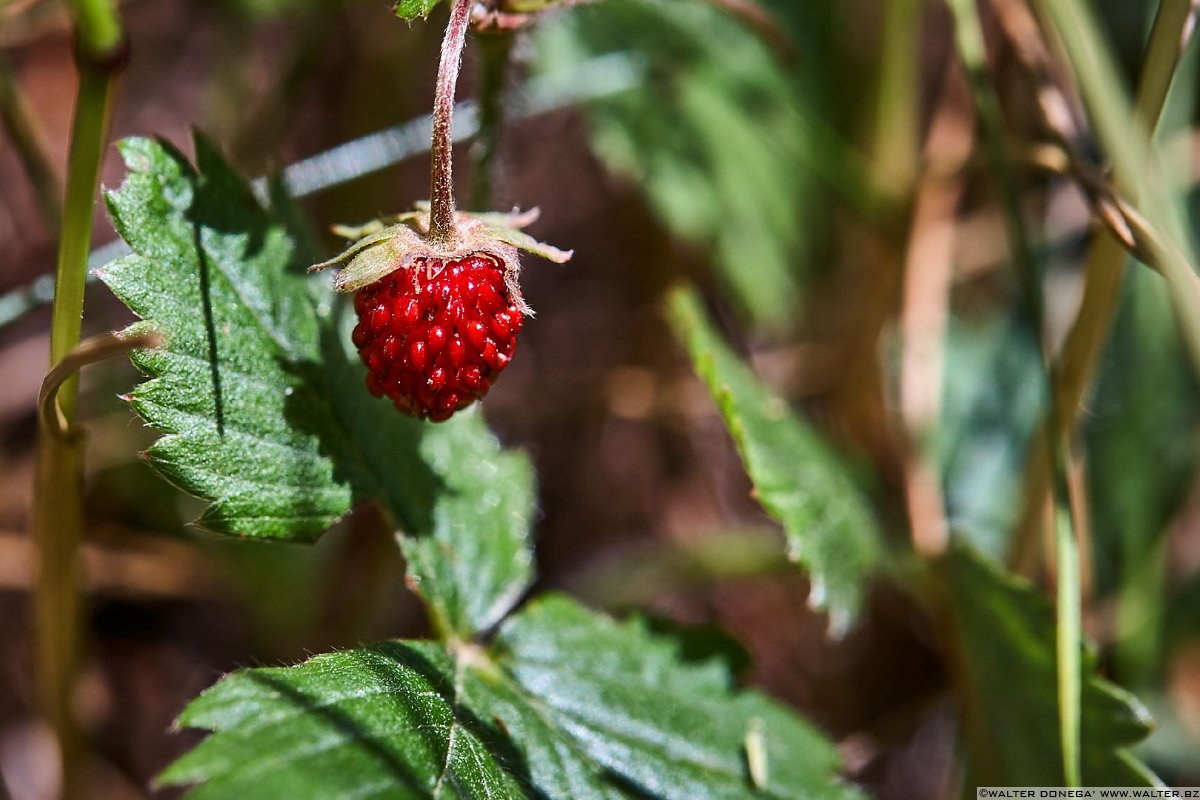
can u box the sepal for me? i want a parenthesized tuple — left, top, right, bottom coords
(309, 205, 573, 314)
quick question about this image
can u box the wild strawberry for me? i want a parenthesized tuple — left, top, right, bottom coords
(311, 206, 569, 423)
(351, 254, 524, 421)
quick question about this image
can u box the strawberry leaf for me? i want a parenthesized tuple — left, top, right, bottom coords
(99, 134, 533, 636)
(162, 595, 861, 800)
(665, 286, 882, 634)
(939, 543, 1160, 785)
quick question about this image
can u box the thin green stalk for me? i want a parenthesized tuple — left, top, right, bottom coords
(470, 30, 516, 210)
(872, 0, 921, 203)
(1053, 502, 1082, 786)
(0, 56, 61, 232)
(33, 2, 123, 795)
(49, 66, 116, 407)
(947, 0, 1081, 784)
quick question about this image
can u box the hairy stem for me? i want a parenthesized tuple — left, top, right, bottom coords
(429, 0, 474, 245)
(34, 2, 123, 794)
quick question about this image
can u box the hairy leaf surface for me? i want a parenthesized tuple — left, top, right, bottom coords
(164, 595, 860, 800)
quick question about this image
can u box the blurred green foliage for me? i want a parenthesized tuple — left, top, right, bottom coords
(535, 0, 860, 329)
(667, 285, 882, 633)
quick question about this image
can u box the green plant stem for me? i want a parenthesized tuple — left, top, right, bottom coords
(31, 435, 84, 796)
(0, 56, 61, 232)
(68, 0, 123, 56)
(470, 30, 515, 210)
(872, 0, 921, 203)
(947, 0, 1081, 784)
(49, 66, 116, 399)
(428, 0, 474, 245)
(34, 3, 123, 794)
(1012, 0, 1194, 575)
(1053, 503, 1081, 786)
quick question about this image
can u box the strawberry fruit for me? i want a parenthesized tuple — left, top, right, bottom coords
(352, 254, 524, 422)
(312, 206, 571, 422)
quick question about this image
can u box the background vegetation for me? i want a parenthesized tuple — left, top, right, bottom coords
(1, 0, 1199, 797)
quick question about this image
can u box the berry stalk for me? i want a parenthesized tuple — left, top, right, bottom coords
(429, 0, 474, 246)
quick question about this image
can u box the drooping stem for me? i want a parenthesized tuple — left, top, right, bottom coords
(429, 0, 474, 245)
(470, 29, 515, 210)
(33, 2, 124, 795)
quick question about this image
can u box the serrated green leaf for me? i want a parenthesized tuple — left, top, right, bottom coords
(161, 640, 526, 799)
(490, 597, 859, 800)
(664, 286, 881, 634)
(394, 0, 443, 20)
(938, 542, 1161, 785)
(98, 134, 533, 636)
(165, 595, 861, 800)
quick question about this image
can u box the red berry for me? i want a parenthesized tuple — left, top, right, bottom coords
(352, 255, 524, 421)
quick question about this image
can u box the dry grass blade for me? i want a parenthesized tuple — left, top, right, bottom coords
(900, 64, 975, 558)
